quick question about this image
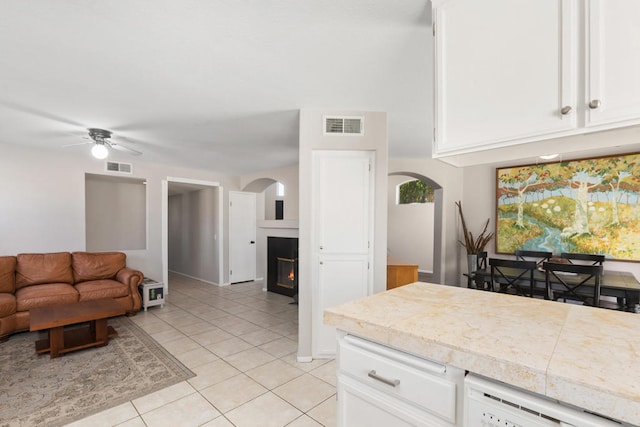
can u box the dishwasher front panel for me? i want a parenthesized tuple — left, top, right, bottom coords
(464, 374, 634, 427)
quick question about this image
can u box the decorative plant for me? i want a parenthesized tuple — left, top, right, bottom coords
(455, 201, 495, 254)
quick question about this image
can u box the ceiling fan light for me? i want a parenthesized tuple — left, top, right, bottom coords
(91, 144, 109, 159)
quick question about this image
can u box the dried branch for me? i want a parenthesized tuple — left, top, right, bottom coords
(456, 201, 495, 254)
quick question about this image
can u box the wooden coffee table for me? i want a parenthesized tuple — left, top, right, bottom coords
(29, 298, 126, 359)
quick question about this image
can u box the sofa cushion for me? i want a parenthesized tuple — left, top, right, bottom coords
(75, 280, 129, 301)
(16, 283, 79, 311)
(72, 252, 126, 283)
(0, 293, 16, 317)
(0, 256, 16, 293)
(15, 253, 73, 289)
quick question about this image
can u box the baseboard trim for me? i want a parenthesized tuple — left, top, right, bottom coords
(169, 270, 221, 286)
(296, 355, 313, 363)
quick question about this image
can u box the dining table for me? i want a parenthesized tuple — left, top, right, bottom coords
(471, 267, 640, 312)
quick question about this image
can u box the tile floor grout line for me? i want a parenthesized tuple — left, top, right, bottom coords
(100, 274, 335, 427)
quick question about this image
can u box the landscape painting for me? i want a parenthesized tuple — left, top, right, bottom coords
(496, 152, 640, 261)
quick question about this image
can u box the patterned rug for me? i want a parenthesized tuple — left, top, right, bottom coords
(0, 316, 194, 427)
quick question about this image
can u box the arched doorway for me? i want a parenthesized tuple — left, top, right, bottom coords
(388, 172, 443, 284)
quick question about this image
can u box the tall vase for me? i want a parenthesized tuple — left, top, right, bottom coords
(467, 254, 478, 274)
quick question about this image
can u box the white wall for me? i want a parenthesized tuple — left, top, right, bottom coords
(1, 145, 86, 254)
(0, 142, 239, 283)
(264, 184, 281, 220)
(168, 188, 219, 283)
(387, 175, 434, 272)
(299, 109, 388, 360)
(389, 158, 464, 285)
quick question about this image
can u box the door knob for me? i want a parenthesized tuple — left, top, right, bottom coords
(589, 99, 601, 109)
(560, 106, 572, 115)
(250, 241, 255, 244)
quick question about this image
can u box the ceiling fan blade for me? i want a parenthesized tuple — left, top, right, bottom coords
(0, 100, 86, 127)
(62, 141, 92, 148)
(109, 143, 142, 156)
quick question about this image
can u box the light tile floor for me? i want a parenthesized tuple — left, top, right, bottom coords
(66, 273, 337, 427)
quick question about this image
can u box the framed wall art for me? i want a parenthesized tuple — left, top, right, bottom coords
(496, 152, 640, 261)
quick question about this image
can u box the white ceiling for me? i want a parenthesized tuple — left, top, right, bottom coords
(0, 0, 433, 175)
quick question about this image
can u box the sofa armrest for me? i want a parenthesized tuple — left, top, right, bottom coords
(116, 267, 144, 312)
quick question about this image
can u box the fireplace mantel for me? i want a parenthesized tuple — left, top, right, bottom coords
(257, 221, 298, 285)
(258, 220, 299, 230)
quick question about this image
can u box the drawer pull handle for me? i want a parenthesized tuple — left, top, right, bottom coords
(367, 370, 400, 387)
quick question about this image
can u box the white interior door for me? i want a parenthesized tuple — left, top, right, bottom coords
(312, 150, 374, 358)
(229, 191, 256, 283)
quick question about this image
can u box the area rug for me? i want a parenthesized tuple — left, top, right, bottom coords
(0, 316, 195, 427)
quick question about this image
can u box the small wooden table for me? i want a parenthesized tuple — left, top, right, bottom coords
(387, 256, 419, 290)
(29, 298, 126, 359)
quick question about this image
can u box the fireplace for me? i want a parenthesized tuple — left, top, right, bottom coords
(268, 237, 298, 298)
(277, 257, 297, 290)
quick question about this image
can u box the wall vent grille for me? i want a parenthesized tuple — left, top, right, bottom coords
(323, 116, 364, 135)
(105, 161, 133, 174)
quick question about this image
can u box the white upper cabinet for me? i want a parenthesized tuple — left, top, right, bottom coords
(433, 0, 640, 160)
(585, 0, 640, 127)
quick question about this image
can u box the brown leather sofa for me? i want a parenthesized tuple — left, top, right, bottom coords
(0, 251, 144, 342)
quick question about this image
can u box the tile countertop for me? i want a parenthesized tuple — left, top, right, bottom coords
(324, 282, 640, 425)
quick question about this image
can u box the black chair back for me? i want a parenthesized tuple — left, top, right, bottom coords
(543, 262, 603, 307)
(489, 258, 537, 297)
(515, 250, 552, 268)
(471, 251, 490, 290)
(560, 253, 605, 266)
(466, 252, 490, 290)
(476, 251, 488, 270)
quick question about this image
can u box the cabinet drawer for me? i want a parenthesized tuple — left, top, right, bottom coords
(339, 335, 459, 423)
(338, 374, 446, 427)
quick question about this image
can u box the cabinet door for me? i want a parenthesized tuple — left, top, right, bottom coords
(433, 0, 576, 156)
(311, 151, 374, 358)
(316, 256, 369, 357)
(586, 0, 640, 127)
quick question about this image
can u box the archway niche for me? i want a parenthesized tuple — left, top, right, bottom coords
(243, 178, 284, 220)
(388, 172, 443, 284)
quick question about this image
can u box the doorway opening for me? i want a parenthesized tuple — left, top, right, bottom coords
(388, 172, 443, 284)
(162, 177, 224, 292)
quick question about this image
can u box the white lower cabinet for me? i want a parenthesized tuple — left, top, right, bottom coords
(337, 334, 465, 427)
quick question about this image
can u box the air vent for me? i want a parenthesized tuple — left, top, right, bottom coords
(323, 116, 364, 135)
(105, 161, 133, 174)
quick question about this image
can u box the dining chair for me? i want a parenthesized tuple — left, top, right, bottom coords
(558, 253, 623, 309)
(515, 250, 553, 269)
(467, 251, 491, 290)
(543, 262, 603, 307)
(560, 252, 605, 266)
(489, 258, 537, 297)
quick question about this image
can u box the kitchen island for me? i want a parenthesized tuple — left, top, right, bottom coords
(324, 282, 640, 426)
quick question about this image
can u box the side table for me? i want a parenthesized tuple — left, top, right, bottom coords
(139, 278, 165, 311)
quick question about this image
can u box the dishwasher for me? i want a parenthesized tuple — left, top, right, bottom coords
(464, 374, 637, 427)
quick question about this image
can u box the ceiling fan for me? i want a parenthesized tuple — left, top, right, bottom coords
(66, 128, 143, 159)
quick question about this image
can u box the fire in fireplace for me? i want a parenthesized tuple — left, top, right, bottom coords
(268, 237, 298, 298)
(276, 257, 297, 290)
